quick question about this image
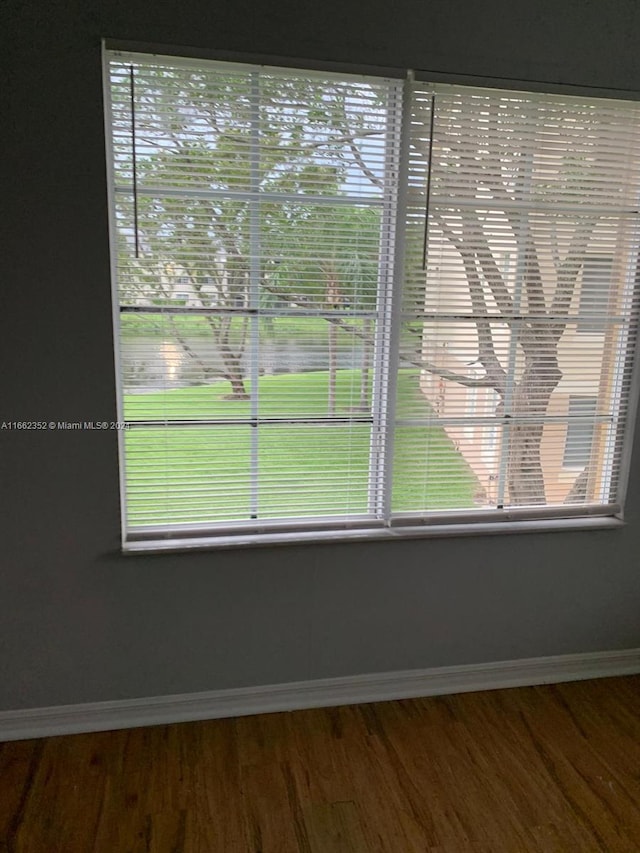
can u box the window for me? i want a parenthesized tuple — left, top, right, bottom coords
(104, 49, 640, 550)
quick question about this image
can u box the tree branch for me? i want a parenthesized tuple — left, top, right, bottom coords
(410, 362, 498, 387)
(346, 137, 383, 189)
(550, 216, 599, 320)
(432, 213, 507, 395)
(459, 217, 514, 316)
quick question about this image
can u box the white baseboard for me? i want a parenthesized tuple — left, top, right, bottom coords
(1, 647, 639, 742)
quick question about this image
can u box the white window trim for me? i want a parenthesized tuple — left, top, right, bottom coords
(123, 515, 625, 554)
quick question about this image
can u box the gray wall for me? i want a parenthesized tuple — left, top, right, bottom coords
(2, 0, 640, 711)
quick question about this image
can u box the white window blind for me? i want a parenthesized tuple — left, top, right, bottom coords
(104, 50, 640, 550)
(398, 84, 640, 517)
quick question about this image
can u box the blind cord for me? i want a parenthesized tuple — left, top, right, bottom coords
(421, 94, 436, 271)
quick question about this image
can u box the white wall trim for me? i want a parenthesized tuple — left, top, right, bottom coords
(2, 647, 639, 742)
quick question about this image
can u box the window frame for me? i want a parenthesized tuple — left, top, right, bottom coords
(102, 43, 640, 552)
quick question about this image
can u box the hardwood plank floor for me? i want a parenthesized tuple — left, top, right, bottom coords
(2, 676, 640, 851)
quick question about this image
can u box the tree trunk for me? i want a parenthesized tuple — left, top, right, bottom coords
(564, 468, 589, 504)
(227, 373, 249, 400)
(214, 314, 249, 401)
(506, 421, 547, 506)
(504, 353, 562, 506)
(219, 346, 249, 400)
(220, 347, 249, 400)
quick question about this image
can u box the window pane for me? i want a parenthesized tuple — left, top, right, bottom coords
(563, 397, 598, 467)
(578, 256, 614, 332)
(393, 423, 495, 512)
(258, 424, 371, 517)
(257, 318, 374, 419)
(124, 427, 252, 527)
(121, 313, 252, 419)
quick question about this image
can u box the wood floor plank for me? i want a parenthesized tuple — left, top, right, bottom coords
(12, 732, 112, 853)
(0, 738, 43, 852)
(355, 701, 461, 848)
(297, 704, 429, 851)
(2, 676, 640, 852)
(443, 687, 626, 850)
(92, 720, 247, 853)
(240, 760, 312, 852)
(439, 689, 594, 847)
(512, 687, 640, 851)
(303, 800, 370, 852)
(183, 720, 246, 852)
(368, 698, 510, 848)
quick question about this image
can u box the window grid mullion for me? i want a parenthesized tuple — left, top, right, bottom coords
(368, 80, 403, 518)
(114, 184, 388, 208)
(249, 71, 261, 521)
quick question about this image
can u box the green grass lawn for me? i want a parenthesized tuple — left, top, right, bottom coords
(123, 370, 478, 526)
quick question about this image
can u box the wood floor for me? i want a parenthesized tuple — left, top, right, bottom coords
(2, 676, 640, 852)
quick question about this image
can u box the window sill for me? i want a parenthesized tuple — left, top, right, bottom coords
(122, 514, 625, 554)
